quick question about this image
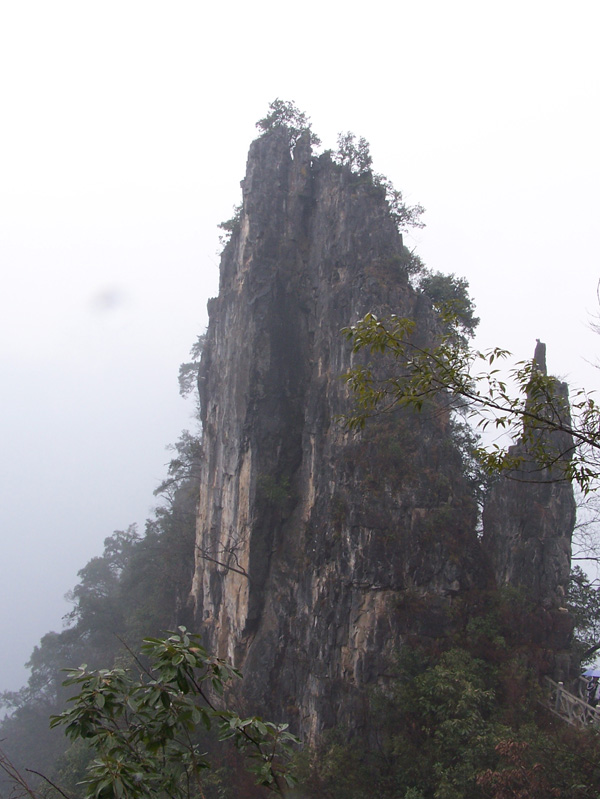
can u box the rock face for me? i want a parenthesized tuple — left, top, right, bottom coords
(482, 385, 575, 609)
(190, 129, 575, 738)
(481, 345, 576, 677)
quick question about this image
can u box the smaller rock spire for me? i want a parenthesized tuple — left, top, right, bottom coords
(534, 339, 547, 375)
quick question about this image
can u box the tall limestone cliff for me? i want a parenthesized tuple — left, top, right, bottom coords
(190, 128, 575, 738)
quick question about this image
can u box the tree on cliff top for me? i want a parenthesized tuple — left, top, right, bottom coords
(334, 131, 373, 174)
(332, 131, 426, 233)
(256, 103, 426, 235)
(256, 99, 321, 147)
(417, 270, 479, 339)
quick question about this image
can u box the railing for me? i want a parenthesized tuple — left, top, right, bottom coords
(573, 675, 592, 701)
(544, 676, 600, 728)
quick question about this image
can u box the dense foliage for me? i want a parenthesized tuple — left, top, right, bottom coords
(417, 270, 480, 339)
(297, 595, 600, 798)
(50, 629, 297, 798)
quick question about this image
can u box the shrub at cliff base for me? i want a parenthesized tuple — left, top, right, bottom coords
(296, 597, 600, 799)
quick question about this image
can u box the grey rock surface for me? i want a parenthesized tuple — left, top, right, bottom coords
(190, 130, 575, 738)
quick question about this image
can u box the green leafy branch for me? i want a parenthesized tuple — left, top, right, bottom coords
(50, 629, 299, 798)
(342, 312, 600, 493)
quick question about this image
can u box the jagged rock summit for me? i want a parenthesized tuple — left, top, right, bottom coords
(190, 128, 575, 738)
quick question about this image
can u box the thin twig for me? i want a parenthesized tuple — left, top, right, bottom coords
(25, 771, 73, 799)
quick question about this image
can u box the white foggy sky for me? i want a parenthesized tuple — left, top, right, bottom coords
(1, 0, 599, 690)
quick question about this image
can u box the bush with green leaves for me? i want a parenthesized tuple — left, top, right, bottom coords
(300, 632, 600, 798)
(333, 132, 373, 175)
(218, 204, 243, 249)
(373, 172, 426, 233)
(50, 629, 299, 798)
(178, 334, 206, 402)
(418, 270, 480, 339)
(331, 131, 426, 234)
(301, 645, 507, 798)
